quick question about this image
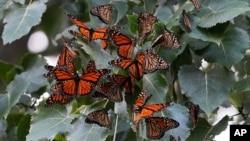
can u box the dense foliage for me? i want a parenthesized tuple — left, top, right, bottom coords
(1, 0, 250, 141)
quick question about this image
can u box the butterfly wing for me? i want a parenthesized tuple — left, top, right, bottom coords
(109, 59, 134, 69)
(140, 103, 171, 118)
(152, 29, 180, 49)
(133, 89, 152, 112)
(90, 4, 112, 24)
(129, 51, 145, 80)
(94, 82, 123, 102)
(138, 12, 158, 38)
(145, 117, 179, 139)
(82, 60, 96, 74)
(143, 49, 168, 73)
(108, 74, 135, 95)
(85, 109, 111, 128)
(113, 33, 135, 59)
(189, 104, 200, 124)
(45, 94, 73, 107)
(191, 0, 201, 9)
(92, 27, 109, 40)
(145, 117, 164, 139)
(181, 10, 192, 32)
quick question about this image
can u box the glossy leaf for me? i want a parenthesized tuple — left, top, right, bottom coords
(178, 65, 234, 116)
(68, 116, 109, 141)
(143, 72, 168, 103)
(2, 1, 46, 44)
(27, 104, 76, 140)
(197, 0, 250, 28)
(187, 116, 229, 141)
(233, 76, 250, 92)
(197, 27, 249, 69)
(0, 55, 46, 118)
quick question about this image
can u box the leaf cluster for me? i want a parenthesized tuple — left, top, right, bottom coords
(1, 0, 250, 141)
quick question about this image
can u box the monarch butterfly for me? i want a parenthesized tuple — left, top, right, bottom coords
(45, 94, 73, 107)
(85, 109, 111, 128)
(93, 74, 135, 101)
(112, 32, 136, 59)
(66, 13, 109, 42)
(100, 26, 120, 50)
(189, 104, 200, 124)
(170, 135, 181, 141)
(138, 12, 158, 38)
(93, 82, 123, 102)
(90, 4, 112, 24)
(191, 0, 200, 9)
(132, 90, 171, 124)
(181, 10, 192, 32)
(143, 48, 168, 73)
(109, 51, 145, 80)
(51, 60, 110, 96)
(151, 28, 180, 49)
(107, 74, 135, 95)
(145, 117, 179, 139)
(43, 37, 77, 78)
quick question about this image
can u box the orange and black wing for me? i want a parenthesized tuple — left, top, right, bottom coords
(44, 37, 77, 78)
(143, 48, 168, 73)
(191, 0, 200, 9)
(181, 10, 192, 32)
(138, 12, 158, 38)
(133, 89, 152, 112)
(82, 59, 96, 74)
(75, 69, 110, 96)
(85, 109, 111, 128)
(66, 13, 91, 40)
(45, 94, 73, 107)
(152, 28, 180, 49)
(140, 103, 171, 118)
(129, 51, 145, 80)
(145, 117, 164, 139)
(109, 59, 134, 70)
(91, 27, 109, 41)
(189, 104, 200, 124)
(90, 4, 112, 24)
(145, 117, 179, 139)
(108, 74, 135, 95)
(94, 82, 123, 102)
(113, 33, 135, 59)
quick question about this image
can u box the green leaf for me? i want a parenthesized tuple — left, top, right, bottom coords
(233, 77, 250, 92)
(2, 1, 47, 44)
(14, 0, 25, 5)
(112, 1, 128, 24)
(0, 55, 46, 118)
(68, 116, 109, 141)
(197, 27, 249, 68)
(76, 42, 114, 69)
(27, 104, 76, 140)
(197, 0, 250, 28)
(0, 0, 8, 19)
(178, 65, 234, 116)
(17, 114, 31, 141)
(0, 60, 19, 83)
(143, 72, 168, 103)
(187, 116, 229, 141)
(144, 0, 157, 13)
(127, 14, 138, 35)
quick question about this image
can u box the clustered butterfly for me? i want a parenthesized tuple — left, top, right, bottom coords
(43, 2, 201, 140)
